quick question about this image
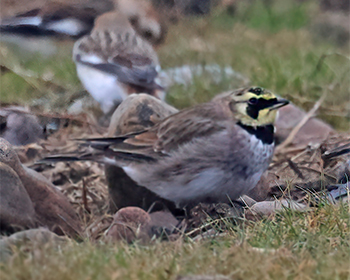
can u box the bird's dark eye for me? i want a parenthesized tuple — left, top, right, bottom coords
(248, 98, 258, 105)
(143, 30, 153, 40)
(129, 16, 138, 26)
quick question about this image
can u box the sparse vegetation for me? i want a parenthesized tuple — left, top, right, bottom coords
(1, 0, 349, 129)
(1, 202, 349, 280)
(0, 0, 349, 279)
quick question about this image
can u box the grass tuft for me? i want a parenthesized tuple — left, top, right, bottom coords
(1, 204, 349, 280)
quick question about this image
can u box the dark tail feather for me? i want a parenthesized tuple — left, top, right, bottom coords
(75, 137, 127, 142)
(38, 156, 83, 163)
(75, 132, 142, 143)
(0, 13, 45, 36)
(38, 153, 102, 164)
(75, 133, 142, 151)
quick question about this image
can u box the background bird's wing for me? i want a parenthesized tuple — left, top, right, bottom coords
(0, 4, 93, 37)
(76, 51, 162, 90)
(0, 9, 42, 27)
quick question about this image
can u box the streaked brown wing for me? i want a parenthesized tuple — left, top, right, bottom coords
(81, 102, 227, 157)
(123, 103, 227, 153)
(112, 53, 153, 67)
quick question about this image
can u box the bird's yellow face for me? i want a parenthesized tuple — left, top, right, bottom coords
(230, 87, 289, 127)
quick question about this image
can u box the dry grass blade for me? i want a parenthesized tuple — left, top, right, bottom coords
(314, 52, 350, 73)
(287, 159, 304, 179)
(0, 62, 47, 93)
(82, 178, 91, 214)
(276, 91, 328, 152)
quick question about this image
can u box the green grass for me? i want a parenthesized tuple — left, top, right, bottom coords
(159, 5, 349, 129)
(0, 41, 79, 106)
(1, 203, 349, 280)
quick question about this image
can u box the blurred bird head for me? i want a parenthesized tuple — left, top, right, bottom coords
(93, 11, 134, 34)
(115, 0, 167, 46)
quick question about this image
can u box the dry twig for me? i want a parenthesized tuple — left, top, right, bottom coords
(276, 91, 328, 152)
(82, 178, 91, 213)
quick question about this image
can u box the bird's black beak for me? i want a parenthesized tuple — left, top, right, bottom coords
(269, 98, 289, 111)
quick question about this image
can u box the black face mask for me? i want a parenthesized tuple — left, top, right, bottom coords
(246, 98, 279, 119)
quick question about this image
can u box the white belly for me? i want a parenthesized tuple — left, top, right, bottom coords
(45, 18, 88, 36)
(76, 64, 128, 113)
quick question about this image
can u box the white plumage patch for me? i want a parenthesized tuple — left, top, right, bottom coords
(76, 64, 127, 113)
(45, 18, 87, 36)
(77, 54, 105, 64)
(2, 16, 42, 27)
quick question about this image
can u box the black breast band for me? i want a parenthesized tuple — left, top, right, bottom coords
(237, 122, 274, 145)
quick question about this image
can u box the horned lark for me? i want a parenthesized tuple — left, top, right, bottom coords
(0, 0, 114, 37)
(73, 11, 164, 115)
(45, 87, 289, 208)
(1, 0, 166, 44)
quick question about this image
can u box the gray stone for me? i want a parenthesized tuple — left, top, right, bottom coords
(106, 94, 178, 213)
(0, 107, 45, 146)
(246, 199, 309, 219)
(0, 138, 82, 237)
(0, 228, 69, 262)
(149, 210, 179, 235)
(275, 103, 334, 146)
(106, 207, 152, 243)
(0, 162, 36, 231)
